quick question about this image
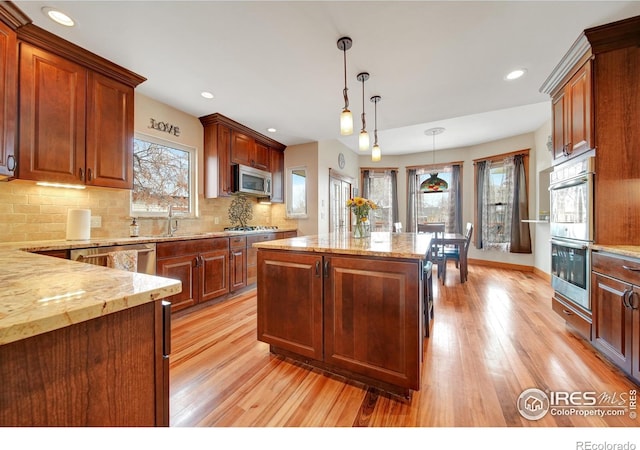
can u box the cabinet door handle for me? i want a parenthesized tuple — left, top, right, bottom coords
(87, 168, 92, 182)
(623, 289, 632, 308)
(622, 265, 640, 272)
(199, 255, 205, 267)
(323, 260, 329, 278)
(7, 155, 16, 172)
(79, 167, 84, 181)
(193, 256, 199, 268)
(315, 260, 320, 277)
(629, 291, 639, 310)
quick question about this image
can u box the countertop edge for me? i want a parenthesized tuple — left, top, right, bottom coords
(591, 244, 640, 260)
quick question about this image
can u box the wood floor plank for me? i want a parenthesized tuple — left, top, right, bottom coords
(170, 263, 640, 427)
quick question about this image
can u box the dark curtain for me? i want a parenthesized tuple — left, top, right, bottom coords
(361, 170, 370, 199)
(390, 170, 399, 225)
(406, 169, 417, 232)
(475, 161, 486, 249)
(449, 164, 462, 234)
(510, 154, 532, 253)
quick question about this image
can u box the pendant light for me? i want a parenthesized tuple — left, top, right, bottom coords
(357, 72, 370, 151)
(370, 95, 381, 162)
(337, 37, 353, 135)
(420, 127, 448, 193)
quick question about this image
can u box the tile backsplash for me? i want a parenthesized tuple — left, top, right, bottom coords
(0, 180, 296, 243)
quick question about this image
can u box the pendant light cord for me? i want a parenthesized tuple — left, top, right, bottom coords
(361, 77, 367, 131)
(343, 48, 349, 110)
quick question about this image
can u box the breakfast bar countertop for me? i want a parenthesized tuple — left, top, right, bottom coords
(0, 250, 181, 346)
(252, 231, 432, 260)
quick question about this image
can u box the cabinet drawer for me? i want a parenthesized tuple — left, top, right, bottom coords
(592, 251, 640, 286)
(552, 295, 592, 340)
(247, 233, 276, 246)
(229, 236, 247, 249)
(157, 238, 228, 259)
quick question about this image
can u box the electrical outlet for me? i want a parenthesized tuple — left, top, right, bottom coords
(90, 216, 102, 228)
(214, 217, 219, 224)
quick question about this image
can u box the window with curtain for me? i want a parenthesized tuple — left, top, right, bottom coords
(407, 164, 462, 233)
(474, 151, 531, 253)
(361, 169, 398, 231)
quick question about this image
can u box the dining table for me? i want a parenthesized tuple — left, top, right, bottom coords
(431, 232, 468, 283)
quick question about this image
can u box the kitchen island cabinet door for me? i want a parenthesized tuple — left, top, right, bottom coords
(0, 300, 167, 426)
(323, 255, 421, 391)
(592, 272, 633, 374)
(257, 250, 323, 360)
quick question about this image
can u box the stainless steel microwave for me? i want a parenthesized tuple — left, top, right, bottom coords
(232, 164, 272, 197)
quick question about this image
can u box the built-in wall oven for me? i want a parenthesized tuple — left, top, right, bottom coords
(549, 156, 595, 311)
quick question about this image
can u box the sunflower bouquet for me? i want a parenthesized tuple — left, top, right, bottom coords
(346, 197, 377, 238)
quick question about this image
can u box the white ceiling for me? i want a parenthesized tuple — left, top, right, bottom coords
(14, 1, 640, 156)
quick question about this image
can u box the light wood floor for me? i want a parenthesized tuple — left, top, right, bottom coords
(169, 263, 639, 427)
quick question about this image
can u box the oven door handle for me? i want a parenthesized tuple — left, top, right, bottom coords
(550, 239, 589, 250)
(549, 175, 591, 191)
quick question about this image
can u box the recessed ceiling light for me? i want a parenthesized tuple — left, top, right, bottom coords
(505, 69, 527, 81)
(201, 91, 214, 99)
(267, 127, 277, 133)
(42, 7, 75, 27)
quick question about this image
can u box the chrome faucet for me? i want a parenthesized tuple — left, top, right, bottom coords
(167, 205, 178, 237)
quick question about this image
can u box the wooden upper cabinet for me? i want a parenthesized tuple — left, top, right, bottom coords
(0, 21, 17, 180)
(231, 130, 253, 167)
(253, 141, 270, 171)
(15, 23, 145, 187)
(270, 148, 284, 203)
(199, 113, 285, 198)
(18, 42, 87, 184)
(86, 72, 134, 189)
(550, 60, 593, 163)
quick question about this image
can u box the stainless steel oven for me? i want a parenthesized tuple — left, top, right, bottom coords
(551, 238, 590, 310)
(549, 156, 595, 311)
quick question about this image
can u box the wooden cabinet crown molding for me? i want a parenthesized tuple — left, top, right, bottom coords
(199, 112, 285, 151)
(539, 33, 592, 96)
(584, 14, 640, 54)
(0, 1, 31, 30)
(16, 24, 146, 88)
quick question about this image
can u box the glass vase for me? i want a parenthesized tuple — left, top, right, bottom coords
(353, 216, 371, 238)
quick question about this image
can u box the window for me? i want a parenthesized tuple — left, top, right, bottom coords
(131, 133, 197, 217)
(474, 151, 531, 253)
(417, 170, 453, 224)
(286, 166, 307, 218)
(407, 164, 461, 234)
(362, 169, 398, 232)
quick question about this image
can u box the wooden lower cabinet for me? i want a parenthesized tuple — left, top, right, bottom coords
(247, 233, 276, 285)
(0, 300, 169, 426)
(257, 249, 421, 395)
(591, 251, 640, 382)
(229, 236, 247, 292)
(157, 238, 229, 312)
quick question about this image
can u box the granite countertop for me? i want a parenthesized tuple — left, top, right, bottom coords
(252, 232, 432, 260)
(0, 229, 296, 346)
(591, 244, 640, 260)
(0, 250, 181, 346)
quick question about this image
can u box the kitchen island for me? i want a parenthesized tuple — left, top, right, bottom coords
(0, 249, 181, 426)
(254, 232, 431, 398)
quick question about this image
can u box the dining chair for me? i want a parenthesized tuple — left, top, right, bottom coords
(423, 259, 434, 337)
(444, 222, 473, 282)
(419, 223, 446, 284)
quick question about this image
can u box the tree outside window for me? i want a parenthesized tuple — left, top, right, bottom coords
(131, 134, 197, 217)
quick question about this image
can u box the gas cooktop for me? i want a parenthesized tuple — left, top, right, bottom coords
(224, 226, 279, 232)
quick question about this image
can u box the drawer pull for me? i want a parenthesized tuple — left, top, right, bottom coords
(622, 265, 640, 272)
(562, 309, 574, 316)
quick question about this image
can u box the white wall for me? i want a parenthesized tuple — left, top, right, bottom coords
(533, 120, 553, 274)
(284, 142, 319, 236)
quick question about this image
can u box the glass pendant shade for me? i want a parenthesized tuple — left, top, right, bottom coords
(359, 130, 370, 151)
(371, 144, 381, 162)
(420, 173, 449, 192)
(340, 109, 353, 135)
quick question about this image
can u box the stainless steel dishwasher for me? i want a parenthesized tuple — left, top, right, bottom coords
(70, 243, 157, 275)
